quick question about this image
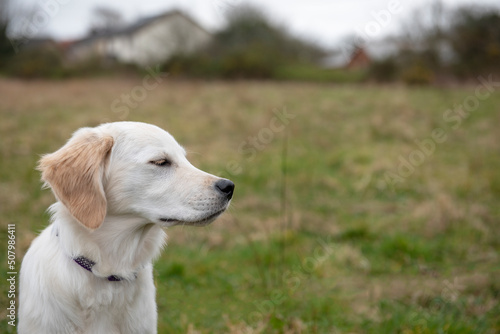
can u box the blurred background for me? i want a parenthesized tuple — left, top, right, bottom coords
(1, 0, 500, 81)
(1, 0, 500, 333)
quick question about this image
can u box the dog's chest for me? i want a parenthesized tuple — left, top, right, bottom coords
(78, 281, 138, 309)
(74, 279, 156, 333)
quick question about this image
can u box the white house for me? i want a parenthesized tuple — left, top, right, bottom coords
(68, 10, 212, 67)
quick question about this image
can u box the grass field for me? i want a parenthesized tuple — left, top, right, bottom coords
(0, 77, 499, 333)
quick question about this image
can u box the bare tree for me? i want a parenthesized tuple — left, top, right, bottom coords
(90, 6, 124, 35)
(0, 0, 15, 59)
(0, 0, 47, 52)
(0, 0, 12, 21)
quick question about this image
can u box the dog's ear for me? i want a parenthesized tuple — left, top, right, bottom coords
(38, 128, 114, 230)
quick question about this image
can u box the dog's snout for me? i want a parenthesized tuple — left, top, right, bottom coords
(215, 179, 235, 200)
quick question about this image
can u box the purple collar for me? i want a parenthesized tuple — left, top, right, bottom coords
(54, 227, 134, 282)
(73, 256, 125, 282)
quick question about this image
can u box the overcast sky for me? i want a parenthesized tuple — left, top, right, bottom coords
(14, 0, 500, 47)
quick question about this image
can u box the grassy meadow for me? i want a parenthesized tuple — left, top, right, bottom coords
(0, 77, 499, 333)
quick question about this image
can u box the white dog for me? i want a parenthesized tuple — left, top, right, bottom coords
(19, 122, 234, 334)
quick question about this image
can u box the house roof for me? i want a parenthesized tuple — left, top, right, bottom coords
(73, 9, 211, 47)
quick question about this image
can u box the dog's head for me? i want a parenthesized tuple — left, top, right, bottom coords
(38, 122, 234, 230)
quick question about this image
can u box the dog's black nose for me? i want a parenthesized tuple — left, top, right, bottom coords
(215, 179, 235, 200)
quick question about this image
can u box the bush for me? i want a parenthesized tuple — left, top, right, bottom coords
(365, 4, 500, 83)
(401, 63, 434, 85)
(164, 4, 326, 81)
(449, 7, 500, 77)
(368, 58, 399, 82)
(0, 25, 15, 71)
(6, 46, 68, 79)
(166, 48, 279, 80)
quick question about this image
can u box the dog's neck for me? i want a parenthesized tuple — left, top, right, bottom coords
(50, 202, 166, 280)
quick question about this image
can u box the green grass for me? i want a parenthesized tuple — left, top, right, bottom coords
(274, 64, 367, 83)
(0, 78, 499, 333)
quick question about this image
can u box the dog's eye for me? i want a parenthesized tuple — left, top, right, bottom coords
(150, 159, 171, 167)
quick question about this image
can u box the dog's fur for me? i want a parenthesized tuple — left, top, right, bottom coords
(19, 122, 234, 334)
